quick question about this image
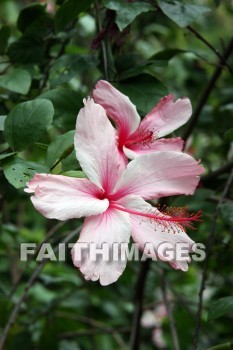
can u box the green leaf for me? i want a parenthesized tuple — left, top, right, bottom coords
(158, 0, 211, 28)
(151, 48, 187, 60)
(0, 68, 31, 94)
(39, 88, 83, 130)
(59, 340, 80, 350)
(6, 330, 33, 350)
(45, 130, 75, 168)
(0, 25, 11, 54)
(17, 4, 47, 33)
(118, 49, 187, 80)
(4, 99, 54, 151)
(115, 53, 144, 73)
(0, 115, 6, 131)
(213, 0, 221, 7)
(104, 0, 154, 31)
(0, 152, 15, 160)
(118, 61, 167, 81)
(49, 54, 98, 87)
(61, 149, 80, 172)
(39, 89, 82, 120)
(61, 170, 86, 178)
(55, 0, 94, 31)
(224, 128, 233, 142)
(0, 296, 13, 326)
(208, 296, 233, 321)
(115, 74, 168, 114)
(8, 36, 44, 64)
(2, 156, 49, 188)
(39, 318, 59, 350)
(29, 284, 57, 303)
(220, 203, 233, 228)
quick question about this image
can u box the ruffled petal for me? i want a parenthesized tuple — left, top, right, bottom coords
(123, 137, 184, 159)
(117, 195, 195, 271)
(93, 80, 140, 141)
(75, 98, 121, 194)
(112, 151, 205, 200)
(25, 174, 109, 220)
(140, 94, 192, 138)
(71, 209, 131, 285)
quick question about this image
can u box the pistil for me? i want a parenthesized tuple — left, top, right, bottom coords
(110, 203, 202, 231)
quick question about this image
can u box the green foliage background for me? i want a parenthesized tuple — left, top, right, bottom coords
(0, 0, 233, 349)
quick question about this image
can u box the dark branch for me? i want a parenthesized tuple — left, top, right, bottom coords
(130, 259, 151, 350)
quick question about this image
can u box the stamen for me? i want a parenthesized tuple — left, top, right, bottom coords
(159, 205, 202, 229)
(125, 128, 158, 149)
(111, 203, 202, 232)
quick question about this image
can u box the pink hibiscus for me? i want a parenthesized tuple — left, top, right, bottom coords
(25, 98, 204, 285)
(93, 80, 192, 166)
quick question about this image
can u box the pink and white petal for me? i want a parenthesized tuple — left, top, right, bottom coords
(75, 98, 120, 193)
(169, 260, 189, 272)
(71, 209, 131, 285)
(25, 174, 109, 220)
(123, 137, 184, 159)
(119, 149, 129, 173)
(117, 195, 195, 270)
(112, 151, 205, 200)
(140, 94, 192, 138)
(93, 80, 140, 140)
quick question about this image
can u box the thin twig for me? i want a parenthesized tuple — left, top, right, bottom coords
(94, 0, 109, 80)
(160, 269, 180, 350)
(0, 226, 82, 350)
(187, 26, 233, 75)
(192, 169, 233, 350)
(183, 38, 233, 142)
(129, 259, 151, 350)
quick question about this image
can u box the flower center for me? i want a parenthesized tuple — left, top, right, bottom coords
(97, 190, 107, 200)
(125, 128, 156, 149)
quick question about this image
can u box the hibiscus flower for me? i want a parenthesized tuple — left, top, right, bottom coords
(25, 98, 204, 285)
(93, 80, 192, 168)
